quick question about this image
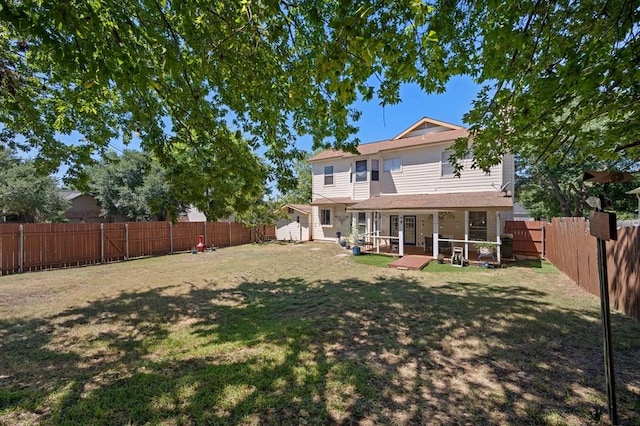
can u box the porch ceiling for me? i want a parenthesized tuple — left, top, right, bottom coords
(348, 192, 513, 211)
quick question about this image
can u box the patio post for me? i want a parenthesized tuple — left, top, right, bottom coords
(496, 213, 502, 263)
(432, 213, 439, 258)
(464, 211, 470, 259)
(398, 215, 404, 257)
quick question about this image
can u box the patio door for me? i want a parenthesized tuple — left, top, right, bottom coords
(404, 216, 416, 245)
(390, 215, 416, 245)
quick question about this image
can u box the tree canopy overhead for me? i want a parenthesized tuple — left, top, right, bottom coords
(0, 0, 441, 187)
(430, 0, 640, 171)
(2, 0, 638, 194)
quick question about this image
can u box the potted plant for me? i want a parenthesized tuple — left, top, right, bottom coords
(474, 241, 496, 260)
(349, 225, 361, 255)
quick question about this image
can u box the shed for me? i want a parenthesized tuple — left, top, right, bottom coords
(276, 204, 312, 241)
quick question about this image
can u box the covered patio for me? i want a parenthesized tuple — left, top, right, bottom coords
(348, 191, 514, 263)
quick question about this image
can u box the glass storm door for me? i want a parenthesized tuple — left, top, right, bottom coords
(404, 216, 416, 245)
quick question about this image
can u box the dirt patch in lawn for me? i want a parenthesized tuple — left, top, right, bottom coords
(1, 241, 639, 425)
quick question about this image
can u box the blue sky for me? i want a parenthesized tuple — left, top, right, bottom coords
(45, 75, 480, 179)
(308, 75, 481, 150)
(110, 75, 480, 154)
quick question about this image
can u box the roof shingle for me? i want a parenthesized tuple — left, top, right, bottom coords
(308, 128, 469, 162)
(348, 192, 513, 211)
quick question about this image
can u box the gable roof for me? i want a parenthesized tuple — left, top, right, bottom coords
(392, 117, 464, 139)
(308, 117, 468, 162)
(58, 190, 85, 201)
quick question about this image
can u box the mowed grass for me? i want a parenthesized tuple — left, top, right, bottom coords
(1, 241, 639, 425)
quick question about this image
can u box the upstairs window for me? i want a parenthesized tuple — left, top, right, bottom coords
(355, 160, 367, 182)
(324, 165, 334, 185)
(383, 157, 401, 173)
(371, 159, 379, 181)
(441, 151, 455, 177)
(442, 150, 471, 176)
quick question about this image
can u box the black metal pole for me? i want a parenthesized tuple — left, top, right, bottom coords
(597, 237, 617, 425)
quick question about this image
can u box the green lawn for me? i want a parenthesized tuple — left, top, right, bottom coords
(1, 241, 639, 425)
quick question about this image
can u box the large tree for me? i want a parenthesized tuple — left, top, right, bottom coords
(0, 0, 441, 188)
(516, 154, 639, 219)
(163, 129, 269, 220)
(0, 148, 68, 222)
(426, 1, 639, 173)
(88, 149, 186, 221)
(281, 153, 312, 205)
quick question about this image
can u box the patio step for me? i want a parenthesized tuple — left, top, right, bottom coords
(387, 255, 432, 271)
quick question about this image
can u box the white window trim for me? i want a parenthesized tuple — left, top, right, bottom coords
(383, 157, 402, 173)
(320, 208, 332, 226)
(371, 159, 380, 181)
(355, 160, 368, 182)
(323, 165, 334, 186)
(441, 151, 455, 178)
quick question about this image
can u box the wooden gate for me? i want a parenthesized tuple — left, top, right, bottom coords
(504, 221, 546, 258)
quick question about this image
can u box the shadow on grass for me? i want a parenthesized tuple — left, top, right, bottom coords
(1, 277, 639, 424)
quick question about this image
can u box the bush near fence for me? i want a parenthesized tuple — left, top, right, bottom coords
(545, 217, 640, 321)
(0, 221, 275, 276)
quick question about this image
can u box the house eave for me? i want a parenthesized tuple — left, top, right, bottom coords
(347, 192, 514, 211)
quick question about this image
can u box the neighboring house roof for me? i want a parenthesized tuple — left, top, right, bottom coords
(310, 197, 357, 206)
(58, 190, 85, 201)
(282, 204, 312, 215)
(308, 117, 469, 162)
(180, 206, 207, 222)
(513, 202, 533, 218)
(348, 192, 513, 211)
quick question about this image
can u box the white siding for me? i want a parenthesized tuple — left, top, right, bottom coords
(380, 144, 511, 195)
(311, 206, 351, 241)
(501, 154, 515, 195)
(353, 181, 369, 200)
(276, 214, 310, 241)
(370, 177, 382, 197)
(312, 158, 352, 200)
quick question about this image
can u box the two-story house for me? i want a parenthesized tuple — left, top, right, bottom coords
(308, 117, 514, 261)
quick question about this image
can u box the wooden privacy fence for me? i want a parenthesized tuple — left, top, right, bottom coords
(504, 220, 546, 258)
(545, 217, 640, 321)
(0, 221, 275, 276)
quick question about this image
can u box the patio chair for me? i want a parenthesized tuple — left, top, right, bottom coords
(438, 236, 452, 254)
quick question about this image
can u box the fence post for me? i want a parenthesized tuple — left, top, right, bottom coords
(229, 221, 232, 247)
(204, 221, 207, 247)
(542, 223, 546, 258)
(125, 223, 129, 260)
(169, 222, 173, 253)
(100, 223, 105, 263)
(18, 224, 24, 273)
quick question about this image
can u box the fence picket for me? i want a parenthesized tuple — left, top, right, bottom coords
(545, 218, 639, 321)
(0, 221, 275, 276)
